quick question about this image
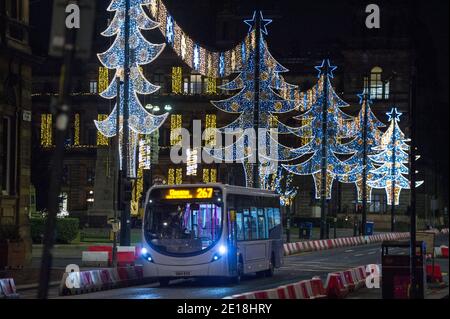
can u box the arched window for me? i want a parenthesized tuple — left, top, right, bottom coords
(365, 67, 390, 100)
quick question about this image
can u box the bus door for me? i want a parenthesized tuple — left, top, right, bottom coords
(227, 209, 238, 276)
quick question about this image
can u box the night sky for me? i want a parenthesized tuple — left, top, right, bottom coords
(29, 0, 449, 187)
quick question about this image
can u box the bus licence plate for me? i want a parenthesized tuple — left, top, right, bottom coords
(175, 271, 191, 276)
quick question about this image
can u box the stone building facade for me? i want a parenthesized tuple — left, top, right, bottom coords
(0, 0, 34, 259)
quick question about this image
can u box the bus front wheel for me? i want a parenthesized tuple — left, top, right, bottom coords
(265, 255, 275, 277)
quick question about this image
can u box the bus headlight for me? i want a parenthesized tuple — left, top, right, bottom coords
(212, 245, 228, 262)
(218, 245, 227, 255)
(141, 247, 153, 262)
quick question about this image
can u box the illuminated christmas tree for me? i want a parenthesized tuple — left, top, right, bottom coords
(207, 11, 309, 187)
(335, 92, 385, 202)
(95, 0, 168, 177)
(367, 108, 423, 205)
(265, 166, 298, 207)
(283, 59, 359, 199)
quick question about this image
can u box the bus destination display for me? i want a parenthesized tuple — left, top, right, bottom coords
(164, 188, 215, 200)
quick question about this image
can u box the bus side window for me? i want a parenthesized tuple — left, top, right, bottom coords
(236, 212, 244, 241)
(243, 209, 251, 240)
(250, 208, 258, 240)
(273, 208, 281, 226)
(266, 207, 274, 230)
(258, 209, 267, 239)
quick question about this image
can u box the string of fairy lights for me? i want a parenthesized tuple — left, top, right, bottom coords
(147, 0, 259, 78)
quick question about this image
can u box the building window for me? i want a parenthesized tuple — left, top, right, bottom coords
(190, 74, 202, 95)
(97, 115, 109, 146)
(59, 192, 69, 216)
(183, 77, 189, 94)
(89, 81, 98, 94)
(205, 114, 217, 146)
(1, 117, 12, 195)
(203, 168, 218, 183)
(366, 67, 389, 100)
(40, 114, 53, 147)
(74, 114, 81, 146)
(186, 149, 198, 177)
(98, 67, 109, 93)
(168, 168, 183, 185)
(172, 67, 182, 94)
(170, 114, 182, 146)
(206, 77, 217, 95)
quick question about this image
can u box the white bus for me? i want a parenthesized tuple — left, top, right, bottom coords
(141, 184, 284, 286)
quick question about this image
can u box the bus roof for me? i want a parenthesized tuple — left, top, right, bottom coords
(149, 183, 280, 198)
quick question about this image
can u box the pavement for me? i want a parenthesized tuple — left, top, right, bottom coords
(15, 233, 448, 299)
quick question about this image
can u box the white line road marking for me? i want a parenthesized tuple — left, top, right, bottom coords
(368, 251, 376, 255)
(354, 254, 364, 257)
(345, 250, 354, 253)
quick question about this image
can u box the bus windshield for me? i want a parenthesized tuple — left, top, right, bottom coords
(144, 201, 223, 255)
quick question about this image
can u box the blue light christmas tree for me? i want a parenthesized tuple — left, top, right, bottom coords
(283, 60, 359, 199)
(367, 108, 423, 206)
(95, 0, 168, 177)
(207, 12, 309, 187)
(266, 166, 298, 207)
(335, 91, 385, 202)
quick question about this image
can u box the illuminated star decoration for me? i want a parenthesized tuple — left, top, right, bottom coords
(357, 89, 374, 106)
(315, 59, 338, 79)
(244, 11, 273, 35)
(386, 107, 402, 122)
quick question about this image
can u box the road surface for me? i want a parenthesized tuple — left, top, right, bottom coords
(19, 234, 448, 299)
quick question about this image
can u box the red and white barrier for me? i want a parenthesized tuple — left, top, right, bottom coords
(225, 263, 383, 300)
(283, 232, 413, 256)
(59, 265, 145, 296)
(325, 273, 349, 299)
(310, 277, 327, 299)
(87, 246, 138, 266)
